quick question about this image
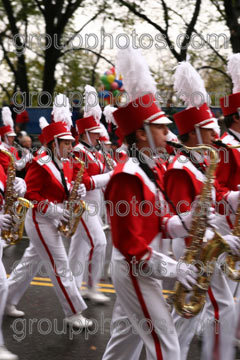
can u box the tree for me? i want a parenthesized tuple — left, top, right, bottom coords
(211, 0, 240, 53)
(113, 0, 202, 62)
(0, 0, 111, 104)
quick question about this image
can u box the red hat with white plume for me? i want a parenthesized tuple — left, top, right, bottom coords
(173, 61, 217, 135)
(41, 94, 74, 144)
(220, 54, 240, 116)
(0, 107, 16, 137)
(76, 85, 102, 135)
(112, 47, 171, 137)
(104, 104, 124, 144)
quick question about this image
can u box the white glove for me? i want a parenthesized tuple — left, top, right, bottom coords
(166, 206, 216, 239)
(140, 249, 178, 279)
(226, 190, 240, 213)
(44, 202, 70, 222)
(71, 182, 86, 198)
(222, 234, 240, 256)
(14, 177, 27, 197)
(176, 261, 198, 290)
(91, 171, 113, 189)
(0, 214, 12, 230)
(15, 152, 33, 171)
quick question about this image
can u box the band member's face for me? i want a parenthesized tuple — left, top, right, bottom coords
(199, 128, 215, 145)
(149, 124, 168, 149)
(59, 140, 73, 158)
(7, 136, 15, 146)
(89, 132, 100, 146)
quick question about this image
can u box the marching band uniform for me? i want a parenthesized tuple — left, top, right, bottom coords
(6, 96, 92, 328)
(164, 102, 238, 360)
(102, 48, 199, 360)
(0, 161, 26, 360)
(68, 93, 112, 303)
(217, 72, 240, 344)
(0, 107, 33, 176)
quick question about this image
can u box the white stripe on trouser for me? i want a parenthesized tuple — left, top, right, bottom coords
(68, 206, 107, 289)
(8, 209, 87, 317)
(102, 257, 180, 360)
(0, 241, 8, 346)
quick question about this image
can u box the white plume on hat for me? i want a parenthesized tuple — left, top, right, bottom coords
(52, 94, 72, 130)
(103, 105, 117, 126)
(99, 122, 110, 140)
(213, 118, 220, 137)
(84, 85, 102, 124)
(116, 47, 157, 102)
(227, 53, 240, 93)
(2, 106, 14, 128)
(39, 116, 49, 130)
(174, 61, 210, 108)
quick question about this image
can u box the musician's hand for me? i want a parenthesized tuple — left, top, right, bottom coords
(45, 202, 70, 222)
(14, 177, 27, 197)
(0, 214, 12, 230)
(77, 184, 86, 198)
(176, 261, 198, 290)
(223, 234, 240, 256)
(71, 182, 86, 198)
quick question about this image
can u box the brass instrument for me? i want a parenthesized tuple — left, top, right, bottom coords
(97, 139, 115, 171)
(58, 155, 86, 238)
(0, 149, 33, 245)
(173, 145, 230, 318)
(214, 140, 240, 281)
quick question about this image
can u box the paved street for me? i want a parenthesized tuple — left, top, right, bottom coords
(2, 237, 240, 360)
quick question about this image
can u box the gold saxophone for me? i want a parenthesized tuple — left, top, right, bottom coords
(0, 149, 33, 245)
(173, 145, 230, 318)
(58, 155, 86, 238)
(97, 139, 115, 171)
(213, 141, 240, 281)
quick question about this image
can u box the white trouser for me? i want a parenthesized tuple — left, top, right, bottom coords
(8, 208, 86, 317)
(102, 299, 144, 360)
(172, 237, 236, 360)
(68, 205, 107, 289)
(102, 251, 180, 360)
(0, 242, 8, 346)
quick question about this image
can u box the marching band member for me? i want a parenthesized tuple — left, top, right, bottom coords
(6, 95, 92, 329)
(0, 107, 33, 175)
(0, 107, 19, 174)
(68, 85, 111, 304)
(103, 105, 127, 164)
(102, 47, 199, 360)
(0, 161, 26, 360)
(216, 53, 240, 346)
(164, 61, 240, 360)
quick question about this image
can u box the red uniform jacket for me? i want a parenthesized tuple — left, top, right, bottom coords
(105, 156, 167, 262)
(0, 144, 20, 175)
(25, 152, 72, 213)
(73, 142, 106, 191)
(215, 132, 240, 191)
